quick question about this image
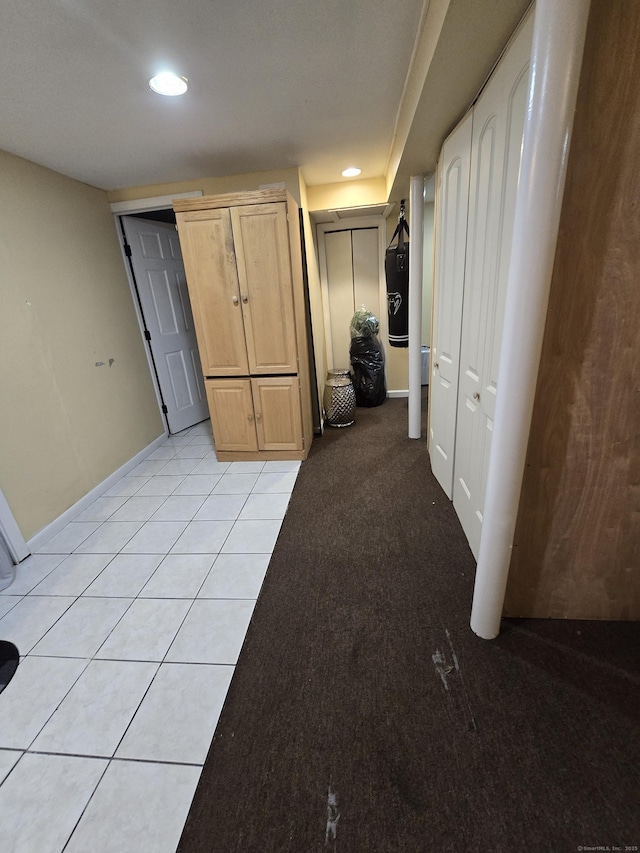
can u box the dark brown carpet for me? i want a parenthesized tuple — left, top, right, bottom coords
(179, 397, 640, 852)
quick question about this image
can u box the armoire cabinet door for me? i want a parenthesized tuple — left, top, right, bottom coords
(176, 209, 249, 376)
(205, 379, 258, 452)
(251, 377, 303, 452)
(231, 203, 298, 374)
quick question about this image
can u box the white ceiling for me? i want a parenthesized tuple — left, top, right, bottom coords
(0, 0, 530, 194)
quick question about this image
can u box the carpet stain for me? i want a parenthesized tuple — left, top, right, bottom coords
(433, 629, 478, 732)
(432, 630, 459, 690)
(325, 786, 340, 846)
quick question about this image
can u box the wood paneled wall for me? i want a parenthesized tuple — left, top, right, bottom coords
(504, 0, 640, 620)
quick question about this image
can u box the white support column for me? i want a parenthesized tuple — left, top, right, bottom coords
(470, 0, 591, 639)
(408, 175, 425, 439)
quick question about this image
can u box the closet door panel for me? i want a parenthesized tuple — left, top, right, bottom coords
(231, 203, 298, 374)
(429, 111, 473, 498)
(452, 12, 533, 558)
(322, 227, 380, 371)
(352, 228, 380, 315)
(176, 210, 249, 377)
(484, 58, 531, 423)
(325, 230, 354, 369)
(453, 108, 506, 557)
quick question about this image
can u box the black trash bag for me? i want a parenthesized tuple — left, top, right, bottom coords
(350, 335, 386, 407)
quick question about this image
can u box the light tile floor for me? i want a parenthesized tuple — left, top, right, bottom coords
(0, 421, 300, 853)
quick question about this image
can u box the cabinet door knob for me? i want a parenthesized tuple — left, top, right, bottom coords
(247, 414, 254, 423)
(435, 362, 439, 370)
(255, 412, 262, 422)
(241, 294, 249, 303)
(473, 391, 480, 401)
(232, 295, 239, 305)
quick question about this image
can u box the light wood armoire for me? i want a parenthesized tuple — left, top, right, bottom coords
(174, 189, 313, 461)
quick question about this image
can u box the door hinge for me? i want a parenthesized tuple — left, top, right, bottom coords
(124, 242, 132, 258)
(161, 404, 168, 414)
(144, 330, 151, 342)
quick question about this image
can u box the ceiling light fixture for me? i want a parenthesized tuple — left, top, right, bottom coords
(149, 72, 188, 96)
(342, 167, 361, 178)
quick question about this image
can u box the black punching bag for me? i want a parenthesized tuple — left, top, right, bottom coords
(385, 202, 410, 347)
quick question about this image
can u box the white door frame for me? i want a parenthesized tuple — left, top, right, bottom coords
(110, 192, 202, 435)
(316, 216, 387, 379)
(408, 175, 425, 438)
(109, 192, 203, 217)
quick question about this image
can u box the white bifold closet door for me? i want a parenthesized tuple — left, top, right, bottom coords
(323, 228, 379, 370)
(429, 11, 533, 558)
(429, 112, 473, 497)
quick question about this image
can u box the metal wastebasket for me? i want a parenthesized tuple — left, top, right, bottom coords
(421, 346, 430, 386)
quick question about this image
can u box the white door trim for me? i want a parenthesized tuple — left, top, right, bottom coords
(109, 191, 203, 215)
(113, 216, 169, 431)
(408, 175, 425, 438)
(316, 215, 387, 378)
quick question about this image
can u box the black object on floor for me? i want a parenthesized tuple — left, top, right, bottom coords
(178, 398, 640, 853)
(0, 641, 19, 694)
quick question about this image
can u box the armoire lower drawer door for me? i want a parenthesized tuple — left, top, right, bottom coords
(205, 379, 258, 452)
(251, 377, 303, 451)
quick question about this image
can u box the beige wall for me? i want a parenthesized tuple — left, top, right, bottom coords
(305, 178, 387, 212)
(385, 337, 409, 392)
(0, 150, 163, 540)
(107, 167, 302, 207)
(422, 201, 435, 347)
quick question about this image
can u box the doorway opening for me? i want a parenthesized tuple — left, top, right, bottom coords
(314, 194, 435, 413)
(315, 215, 388, 396)
(114, 202, 209, 435)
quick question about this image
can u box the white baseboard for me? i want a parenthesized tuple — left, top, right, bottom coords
(387, 390, 409, 398)
(27, 432, 169, 553)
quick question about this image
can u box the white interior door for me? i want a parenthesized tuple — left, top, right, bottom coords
(323, 227, 379, 369)
(122, 216, 208, 434)
(429, 111, 473, 497)
(452, 14, 533, 557)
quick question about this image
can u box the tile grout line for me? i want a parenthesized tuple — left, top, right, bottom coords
(59, 755, 112, 853)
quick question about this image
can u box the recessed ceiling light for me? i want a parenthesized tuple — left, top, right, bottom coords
(342, 167, 362, 178)
(149, 72, 188, 96)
